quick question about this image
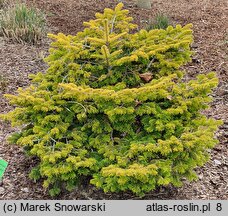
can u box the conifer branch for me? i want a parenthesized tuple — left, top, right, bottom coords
(110, 15, 116, 33)
(64, 106, 72, 113)
(146, 58, 155, 71)
(62, 75, 68, 83)
(50, 137, 57, 152)
(67, 101, 87, 113)
(104, 19, 109, 45)
(101, 45, 110, 70)
(110, 130, 114, 142)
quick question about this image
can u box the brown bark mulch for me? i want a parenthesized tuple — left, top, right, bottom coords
(0, 0, 227, 199)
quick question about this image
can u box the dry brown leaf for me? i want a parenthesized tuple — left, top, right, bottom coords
(139, 72, 153, 82)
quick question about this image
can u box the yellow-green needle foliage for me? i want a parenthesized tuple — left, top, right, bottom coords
(0, 3, 222, 196)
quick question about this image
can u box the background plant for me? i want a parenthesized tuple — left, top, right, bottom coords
(0, 2, 46, 44)
(136, 0, 152, 9)
(1, 3, 222, 196)
(145, 13, 171, 30)
(0, 74, 8, 92)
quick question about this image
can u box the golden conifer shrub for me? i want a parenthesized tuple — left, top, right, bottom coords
(0, 3, 222, 196)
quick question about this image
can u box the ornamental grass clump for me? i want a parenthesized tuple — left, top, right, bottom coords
(0, 3, 222, 196)
(0, 3, 46, 44)
(146, 13, 170, 30)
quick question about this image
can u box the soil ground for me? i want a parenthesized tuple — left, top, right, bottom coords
(0, 0, 227, 199)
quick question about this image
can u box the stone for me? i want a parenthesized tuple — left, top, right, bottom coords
(21, 187, 29, 193)
(214, 159, 222, 166)
(198, 173, 204, 180)
(136, 0, 152, 9)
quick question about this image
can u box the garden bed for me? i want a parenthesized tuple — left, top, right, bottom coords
(0, 0, 227, 199)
